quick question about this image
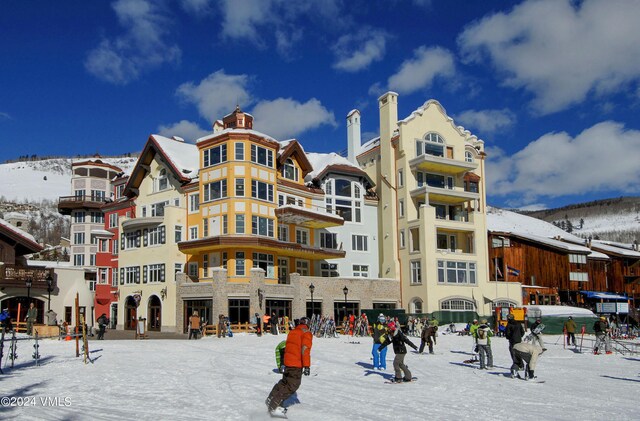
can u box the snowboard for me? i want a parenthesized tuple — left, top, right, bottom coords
(512, 374, 545, 383)
(384, 377, 418, 384)
(269, 408, 288, 419)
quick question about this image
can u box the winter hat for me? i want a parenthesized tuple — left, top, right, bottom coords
(378, 315, 386, 323)
(299, 317, 310, 326)
(387, 322, 396, 331)
(600, 316, 606, 320)
(568, 316, 573, 320)
(480, 319, 488, 324)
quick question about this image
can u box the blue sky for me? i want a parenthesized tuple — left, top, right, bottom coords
(1, 0, 640, 210)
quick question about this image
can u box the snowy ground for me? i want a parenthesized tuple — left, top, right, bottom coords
(0, 331, 638, 421)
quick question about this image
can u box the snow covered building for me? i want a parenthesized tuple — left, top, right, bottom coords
(355, 93, 520, 321)
(114, 135, 198, 332)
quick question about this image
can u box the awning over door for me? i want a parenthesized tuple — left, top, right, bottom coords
(580, 291, 628, 301)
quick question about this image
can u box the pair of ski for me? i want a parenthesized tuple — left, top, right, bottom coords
(384, 377, 418, 384)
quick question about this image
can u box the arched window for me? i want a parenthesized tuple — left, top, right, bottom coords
(440, 298, 475, 311)
(491, 300, 516, 310)
(324, 178, 363, 223)
(158, 169, 168, 191)
(416, 133, 445, 157)
(282, 158, 298, 181)
(411, 298, 423, 314)
(465, 151, 474, 163)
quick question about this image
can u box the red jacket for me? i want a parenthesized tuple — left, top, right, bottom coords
(284, 324, 313, 368)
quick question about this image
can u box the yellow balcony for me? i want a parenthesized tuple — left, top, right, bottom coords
(275, 205, 344, 229)
(409, 154, 478, 174)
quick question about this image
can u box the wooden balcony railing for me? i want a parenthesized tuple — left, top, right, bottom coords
(0, 265, 56, 289)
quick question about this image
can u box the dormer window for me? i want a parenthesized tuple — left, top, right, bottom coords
(465, 151, 474, 163)
(158, 169, 168, 191)
(282, 158, 298, 181)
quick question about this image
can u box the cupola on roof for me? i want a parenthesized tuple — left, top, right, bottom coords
(222, 105, 253, 130)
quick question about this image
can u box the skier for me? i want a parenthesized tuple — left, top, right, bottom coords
(593, 316, 612, 354)
(505, 314, 524, 363)
(564, 316, 576, 346)
(371, 314, 388, 370)
(265, 317, 313, 418)
(474, 319, 494, 369)
(275, 340, 286, 373)
(97, 313, 109, 340)
(378, 321, 418, 382)
(510, 342, 544, 380)
(419, 323, 437, 354)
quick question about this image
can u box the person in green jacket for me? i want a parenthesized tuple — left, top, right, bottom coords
(564, 316, 577, 346)
(275, 340, 286, 373)
(469, 319, 479, 356)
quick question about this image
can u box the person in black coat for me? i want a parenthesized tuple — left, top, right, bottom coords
(419, 324, 437, 354)
(505, 314, 524, 362)
(379, 321, 418, 382)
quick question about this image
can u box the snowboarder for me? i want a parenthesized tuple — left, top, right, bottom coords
(593, 316, 612, 354)
(97, 313, 109, 340)
(474, 319, 494, 369)
(26, 303, 37, 335)
(371, 314, 388, 370)
(528, 318, 546, 350)
(265, 317, 313, 418)
(505, 314, 524, 363)
(469, 319, 479, 358)
(510, 342, 544, 380)
(564, 316, 576, 346)
(419, 323, 437, 354)
(378, 321, 418, 382)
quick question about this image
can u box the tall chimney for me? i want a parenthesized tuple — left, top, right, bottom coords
(346, 109, 361, 164)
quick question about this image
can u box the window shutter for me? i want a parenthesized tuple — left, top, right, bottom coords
(161, 264, 165, 282)
(121, 233, 125, 250)
(143, 265, 147, 283)
(143, 229, 148, 247)
(135, 230, 141, 247)
(120, 268, 124, 285)
(160, 226, 166, 244)
(136, 266, 141, 284)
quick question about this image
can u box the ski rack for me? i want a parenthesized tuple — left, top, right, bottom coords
(0, 332, 87, 375)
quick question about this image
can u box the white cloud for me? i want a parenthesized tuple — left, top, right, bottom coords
(458, 0, 640, 114)
(217, 0, 345, 56)
(383, 46, 455, 95)
(0, 112, 11, 120)
(176, 70, 253, 121)
(455, 109, 516, 135)
(487, 121, 640, 205)
(332, 29, 389, 72)
(251, 98, 337, 139)
(179, 0, 212, 15)
(85, 0, 180, 84)
(157, 120, 210, 143)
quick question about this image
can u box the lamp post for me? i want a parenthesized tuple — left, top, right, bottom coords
(46, 274, 54, 311)
(25, 278, 32, 303)
(309, 283, 315, 316)
(343, 286, 348, 320)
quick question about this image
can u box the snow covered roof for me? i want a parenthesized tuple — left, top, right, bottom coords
(3, 211, 28, 220)
(151, 135, 199, 179)
(196, 128, 277, 144)
(487, 207, 609, 259)
(358, 136, 380, 156)
(591, 240, 640, 258)
(0, 218, 42, 254)
(305, 152, 362, 182)
(91, 229, 115, 237)
(524, 305, 597, 318)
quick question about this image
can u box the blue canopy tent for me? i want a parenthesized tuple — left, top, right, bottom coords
(580, 291, 628, 301)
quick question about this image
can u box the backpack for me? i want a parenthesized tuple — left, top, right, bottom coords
(477, 328, 487, 340)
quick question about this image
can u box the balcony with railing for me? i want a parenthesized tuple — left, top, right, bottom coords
(275, 204, 344, 229)
(58, 195, 110, 215)
(408, 153, 478, 174)
(410, 184, 479, 205)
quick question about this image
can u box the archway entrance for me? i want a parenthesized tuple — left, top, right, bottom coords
(125, 296, 137, 330)
(0, 297, 45, 325)
(148, 296, 161, 331)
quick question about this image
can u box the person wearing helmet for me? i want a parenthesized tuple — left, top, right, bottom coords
(371, 314, 389, 370)
(593, 315, 612, 355)
(266, 316, 313, 417)
(378, 321, 418, 382)
(505, 313, 524, 364)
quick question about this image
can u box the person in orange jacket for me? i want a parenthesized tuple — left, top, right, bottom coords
(265, 317, 313, 417)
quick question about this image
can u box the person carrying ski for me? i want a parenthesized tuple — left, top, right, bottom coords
(510, 342, 544, 380)
(505, 314, 524, 363)
(593, 316, 612, 354)
(378, 321, 418, 382)
(266, 317, 313, 418)
(474, 319, 494, 369)
(275, 340, 286, 373)
(419, 323, 437, 354)
(97, 313, 109, 340)
(564, 316, 576, 346)
(371, 314, 388, 370)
